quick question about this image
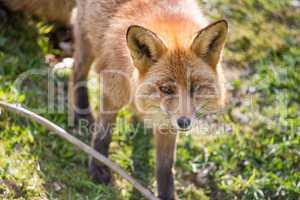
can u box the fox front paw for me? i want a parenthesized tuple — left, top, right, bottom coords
(158, 193, 179, 200)
(159, 197, 178, 200)
(88, 159, 112, 184)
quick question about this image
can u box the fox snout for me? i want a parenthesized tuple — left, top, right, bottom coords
(168, 98, 196, 131)
(175, 116, 192, 131)
(165, 93, 196, 131)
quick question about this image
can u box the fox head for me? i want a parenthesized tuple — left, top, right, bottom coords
(127, 20, 228, 131)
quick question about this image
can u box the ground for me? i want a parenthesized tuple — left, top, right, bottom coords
(0, 0, 299, 200)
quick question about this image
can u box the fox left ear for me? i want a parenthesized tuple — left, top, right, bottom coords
(127, 25, 167, 73)
(191, 20, 228, 68)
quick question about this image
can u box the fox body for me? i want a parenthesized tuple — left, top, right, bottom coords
(3, 0, 228, 199)
(75, 1, 228, 199)
(0, 0, 75, 25)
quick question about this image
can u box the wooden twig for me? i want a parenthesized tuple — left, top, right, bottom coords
(0, 101, 159, 200)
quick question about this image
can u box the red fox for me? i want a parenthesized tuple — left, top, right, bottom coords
(2, 0, 228, 199)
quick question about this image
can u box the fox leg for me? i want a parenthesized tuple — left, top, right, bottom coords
(71, 24, 94, 125)
(89, 102, 117, 184)
(89, 68, 130, 183)
(155, 129, 178, 200)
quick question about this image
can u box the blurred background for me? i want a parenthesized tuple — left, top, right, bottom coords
(0, 0, 299, 199)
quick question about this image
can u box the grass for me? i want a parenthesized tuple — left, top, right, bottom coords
(0, 0, 299, 199)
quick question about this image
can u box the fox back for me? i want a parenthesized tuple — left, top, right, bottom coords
(1, 0, 75, 25)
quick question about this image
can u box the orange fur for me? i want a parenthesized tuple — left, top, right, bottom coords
(73, 1, 228, 199)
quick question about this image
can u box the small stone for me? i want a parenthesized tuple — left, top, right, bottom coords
(54, 62, 65, 69)
(62, 58, 74, 68)
(53, 58, 74, 70)
(53, 182, 63, 192)
(45, 54, 58, 66)
(59, 42, 73, 55)
(247, 87, 256, 94)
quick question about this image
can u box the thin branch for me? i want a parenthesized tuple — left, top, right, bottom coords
(0, 101, 159, 200)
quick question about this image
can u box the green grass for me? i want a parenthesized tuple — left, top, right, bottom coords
(0, 0, 299, 199)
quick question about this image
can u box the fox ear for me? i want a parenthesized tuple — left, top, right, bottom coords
(191, 20, 228, 68)
(127, 25, 167, 73)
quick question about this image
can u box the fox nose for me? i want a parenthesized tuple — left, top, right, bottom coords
(177, 117, 191, 129)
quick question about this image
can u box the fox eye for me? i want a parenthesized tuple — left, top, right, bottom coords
(191, 84, 201, 94)
(159, 85, 175, 95)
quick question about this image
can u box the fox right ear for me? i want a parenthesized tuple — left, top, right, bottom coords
(126, 25, 167, 73)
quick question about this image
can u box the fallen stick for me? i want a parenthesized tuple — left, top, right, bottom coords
(0, 101, 159, 200)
